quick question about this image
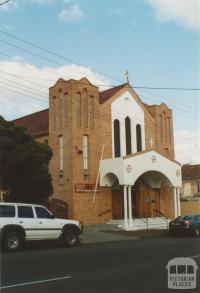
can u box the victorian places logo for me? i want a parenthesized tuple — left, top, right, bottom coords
(166, 258, 198, 290)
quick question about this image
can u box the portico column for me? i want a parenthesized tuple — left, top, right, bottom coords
(177, 187, 181, 216)
(128, 185, 133, 228)
(123, 185, 128, 229)
(173, 187, 178, 218)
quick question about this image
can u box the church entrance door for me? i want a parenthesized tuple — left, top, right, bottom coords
(139, 188, 159, 217)
(112, 186, 123, 219)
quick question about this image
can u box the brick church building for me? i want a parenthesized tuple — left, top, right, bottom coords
(14, 77, 182, 230)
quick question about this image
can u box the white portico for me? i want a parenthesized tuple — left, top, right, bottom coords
(100, 150, 182, 230)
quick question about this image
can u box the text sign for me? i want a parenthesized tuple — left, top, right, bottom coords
(75, 184, 100, 193)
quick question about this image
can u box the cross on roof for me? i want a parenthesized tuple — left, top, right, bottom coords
(125, 70, 130, 83)
(149, 138, 154, 149)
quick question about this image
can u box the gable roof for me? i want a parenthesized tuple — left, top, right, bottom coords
(13, 108, 49, 137)
(182, 164, 200, 180)
(99, 83, 128, 104)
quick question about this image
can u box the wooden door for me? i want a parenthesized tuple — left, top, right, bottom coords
(112, 190, 123, 219)
(139, 188, 159, 218)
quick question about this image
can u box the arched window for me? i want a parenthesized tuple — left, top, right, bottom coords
(114, 119, 121, 157)
(125, 117, 132, 155)
(136, 124, 142, 152)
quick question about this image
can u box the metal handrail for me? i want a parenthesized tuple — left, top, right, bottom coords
(153, 208, 170, 229)
(153, 208, 168, 220)
(98, 209, 112, 217)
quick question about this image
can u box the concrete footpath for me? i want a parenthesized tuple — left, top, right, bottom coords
(80, 224, 137, 243)
(80, 224, 170, 244)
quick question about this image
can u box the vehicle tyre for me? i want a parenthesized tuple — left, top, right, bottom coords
(62, 230, 78, 247)
(194, 228, 200, 237)
(3, 231, 24, 252)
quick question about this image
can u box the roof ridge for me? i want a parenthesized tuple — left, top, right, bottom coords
(13, 108, 49, 122)
(99, 83, 128, 104)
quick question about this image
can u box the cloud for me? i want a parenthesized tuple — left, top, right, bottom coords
(146, 0, 200, 32)
(174, 129, 200, 164)
(58, 4, 85, 22)
(0, 58, 109, 120)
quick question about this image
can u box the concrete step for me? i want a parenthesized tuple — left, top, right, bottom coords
(106, 217, 169, 231)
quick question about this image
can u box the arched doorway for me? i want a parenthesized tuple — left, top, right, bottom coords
(102, 173, 123, 219)
(131, 171, 173, 218)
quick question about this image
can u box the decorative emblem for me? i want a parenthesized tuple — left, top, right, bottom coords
(126, 164, 132, 173)
(152, 155, 157, 163)
(176, 170, 181, 177)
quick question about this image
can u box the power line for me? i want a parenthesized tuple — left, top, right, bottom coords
(0, 76, 47, 96)
(137, 88, 200, 113)
(0, 35, 200, 118)
(1, 70, 200, 118)
(0, 29, 122, 83)
(0, 70, 48, 90)
(0, 30, 200, 91)
(0, 86, 47, 103)
(0, 0, 10, 6)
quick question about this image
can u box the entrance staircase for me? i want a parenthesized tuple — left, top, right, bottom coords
(106, 217, 170, 231)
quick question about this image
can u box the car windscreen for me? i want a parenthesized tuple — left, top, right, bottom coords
(0, 205, 15, 217)
(182, 216, 193, 221)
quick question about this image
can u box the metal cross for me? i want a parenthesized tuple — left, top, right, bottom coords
(125, 70, 130, 83)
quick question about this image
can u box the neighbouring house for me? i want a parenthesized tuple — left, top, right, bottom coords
(13, 77, 182, 230)
(181, 164, 200, 197)
(180, 164, 200, 216)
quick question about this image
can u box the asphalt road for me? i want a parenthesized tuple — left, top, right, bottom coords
(1, 236, 200, 293)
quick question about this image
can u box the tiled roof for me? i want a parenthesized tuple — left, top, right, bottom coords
(99, 83, 128, 104)
(182, 164, 200, 180)
(13, 109, 49, 137)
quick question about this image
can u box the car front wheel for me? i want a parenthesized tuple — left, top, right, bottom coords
(3, 231, 24, 252)
(62, 230, 78, 247)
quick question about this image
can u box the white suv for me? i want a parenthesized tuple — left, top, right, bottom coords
(0, 202, 83, 251)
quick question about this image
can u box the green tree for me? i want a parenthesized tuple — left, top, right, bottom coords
(0, 116, 53, 204)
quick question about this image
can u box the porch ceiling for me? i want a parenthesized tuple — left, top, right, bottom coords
(100, 151, 182, 188)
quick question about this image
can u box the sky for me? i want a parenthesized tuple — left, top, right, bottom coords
(0, 0, 200, 164)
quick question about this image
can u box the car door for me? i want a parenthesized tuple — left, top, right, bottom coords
(34, 206, 62, 239)
(194, 215, 200, 228)
(17, 205, 39, 240)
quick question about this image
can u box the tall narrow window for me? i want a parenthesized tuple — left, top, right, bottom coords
(196, 181, 200, 193)
(159, 115, 163, 141)
(114, 119, 121, 157)
(59, 91, 63, 128)
(125, 117, 132, 155)
(136, 124, 142, 152)
(59, 135, 64, 183)
(83, 135, 89, 170)
(167, 117, 171, 143)
(88, 95, 94, 128)
(164, 112, 167, 143)
(52, 96, 56, 129)
(64, 92, 70, 127)
(77, 92, 82, 127)
(84, 89, 88, 128)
